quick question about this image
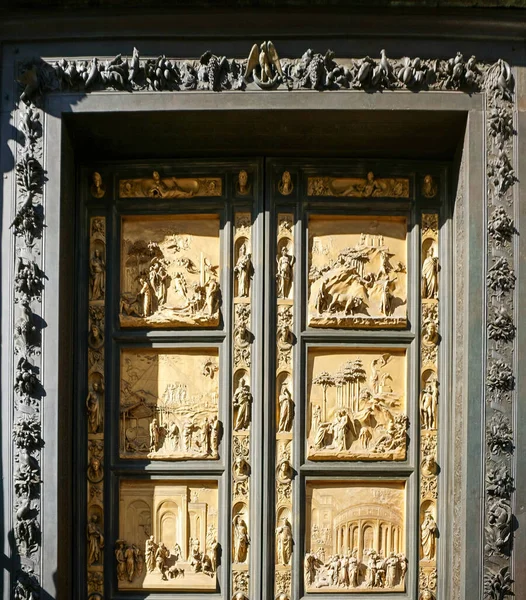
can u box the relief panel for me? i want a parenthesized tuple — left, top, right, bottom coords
(119, 171, 222, 198)
(305, 481, 406, 592)
(119, 349, 220, 460)
(308, 215, 407, 328)
(118, 479, 218, 591)
(307, 348, 407, 461)
(120, 214, 221, 328)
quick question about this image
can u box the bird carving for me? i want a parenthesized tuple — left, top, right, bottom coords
(245, 41, 283, 88)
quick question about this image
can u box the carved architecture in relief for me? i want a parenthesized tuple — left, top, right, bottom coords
(305, 482, 406, 592)
(307, 348, 407, 461)
(120, 215, 221, 327)
(308, 216, 407, 328)
(119, 349, 220, 460)
(419, 213, 440, 599)
(308, 172, 409, 198)
(118, 480, 218, 590)
(119, 171, 221, 198)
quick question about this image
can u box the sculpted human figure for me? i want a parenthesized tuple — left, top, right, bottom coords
(90, 249, 105, 301)
(385, 552, 399, 588)
(276, 518, 293, 565)
(233, 377, 252, 430)
(237, 169, 250, 195)
(422, 248, 439, 299)
(276, 246, 294, 298)
(234, 242, 253, 297)
(210, 415, 220, 457)
(125, 543, 136, 582)
(149, 417, 160, 452)
(278, 170, 293, 195)
(87, 515, 104, 565)
(233, 515, 249, 563)
(421, 511, 438, 560)
(205, 277, 220, 315)
(420, 382, 436, 430)
(139, 277, 153, 317)
(348, 549, 359, 587)
(86, 382, 103, 434)
(145, 535, 157, 572)
(90, 171, 106, 198)
(115, 540, 126, 581)
(278, 382, 294, 433)
(155, 542, 170, 578)
(332, 410, 351, 451)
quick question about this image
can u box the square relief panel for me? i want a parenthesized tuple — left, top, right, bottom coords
(305, 480, 406, 592)
(308, 215, 407, 328)
(120, 348, 220, 460)
(307, 348, 407, 461)
(120, 214, 221, 328)
(118, 479, 218, 591)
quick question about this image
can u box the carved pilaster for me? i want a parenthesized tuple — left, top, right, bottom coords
(419, 213, 440, 600)
(232, 213, 253, 598)
(275, 213, 295, 599)
(87, 217, 107, 597)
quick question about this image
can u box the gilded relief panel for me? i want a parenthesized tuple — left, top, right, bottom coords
(304, 481, 406, 592)
(119, 172, 222, 198)
(119, 349, 220, 460)
(118, 480, 218, 591)
(120, 214, 221, 328)
(307, 348, 407, 461)
(308, 216, 407, 328)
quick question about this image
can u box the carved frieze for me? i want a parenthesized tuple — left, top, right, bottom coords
(119, 172, 221, 198)
(120, 214, 221, 327)
(305, 481, 406, 592)
(120, 349, 220, 460)
(308, 172, 409, 198)
(308, 216, 407, 328)
(119, 480, 218, 590)
(307, 348, 407, 461)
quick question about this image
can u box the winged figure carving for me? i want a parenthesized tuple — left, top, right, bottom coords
(245, 41, 284, 89)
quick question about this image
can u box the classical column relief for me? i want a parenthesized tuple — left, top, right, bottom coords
(304, 482, 406, 592)
(117, 480, 218, 590)
(87, 217, 107, 597)
(419, 213, 439, 600)
(232, 212, 253, 599)
(275, 213, 295, 599)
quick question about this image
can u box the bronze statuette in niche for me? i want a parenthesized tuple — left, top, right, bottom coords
(308, 172, 409, 198)
(118, 480, 218, 591)
(308, 216, 407, 328)
(304, 481, 406, 592)
(119, 349, 220, 460)
(119, 171, 221, 198)
(120, 214, 221, 328)
(307, 348, 407, 461)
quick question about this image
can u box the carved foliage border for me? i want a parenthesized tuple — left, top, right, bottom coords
(13, 49, 517, 600)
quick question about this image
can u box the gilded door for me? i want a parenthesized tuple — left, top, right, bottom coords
(80, 159, 444, 599)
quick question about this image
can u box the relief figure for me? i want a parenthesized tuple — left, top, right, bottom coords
(277, 381, 294, 433)
(233, 515, 250, 563)
(234, 242, 253, 297)
(87, 515, 104, 565)
(86, 382, 103, 434)
(276, 518, 293, 566)
(422, 248, 439, 299)
(277, 246, 294, 298)
(420, 512, 438, 560)
(90, 249, 105, 301)
(233, 377, 252, 431)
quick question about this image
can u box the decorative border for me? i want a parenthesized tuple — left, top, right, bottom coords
(274, 212, 295, 598)
(13, 47, 517, 600)
(232, 212, 253, 599)
(419, 213, 440, 599)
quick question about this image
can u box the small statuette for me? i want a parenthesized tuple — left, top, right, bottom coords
(422, 174, 438, 198)
(278, 171, 293, 196)
(90, 171, 106, 199)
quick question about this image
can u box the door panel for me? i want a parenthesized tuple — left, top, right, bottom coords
(80, 158, 445, 599)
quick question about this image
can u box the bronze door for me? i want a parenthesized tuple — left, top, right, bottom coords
(80, 159, 444, 599)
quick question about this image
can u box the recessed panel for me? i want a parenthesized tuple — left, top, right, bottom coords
(118, 479, 218, 591)
(120, 214, 221, 328)
(308, 215, 407, 328)
(120, 348, 220, 460)
(305, 480, 406, 592)
(307, 348, 407, 461)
